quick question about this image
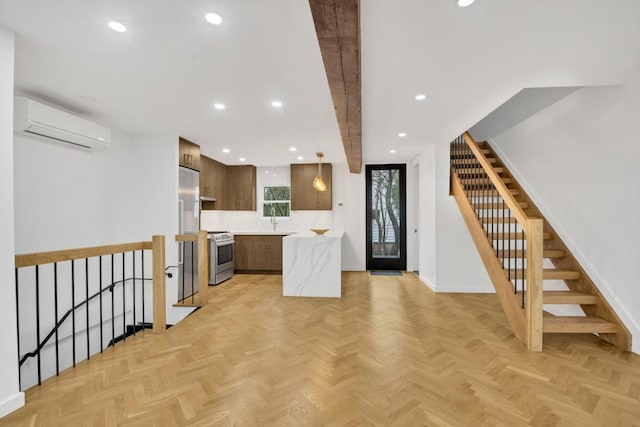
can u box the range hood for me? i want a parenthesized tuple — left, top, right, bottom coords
(200, 196, 216, 202)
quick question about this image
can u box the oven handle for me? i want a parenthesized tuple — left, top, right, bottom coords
(215, 240, 235, 247)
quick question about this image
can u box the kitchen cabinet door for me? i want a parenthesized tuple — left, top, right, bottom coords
(290, 163, 332, 210)
(227, 165, 256, 211)
(179, 137, 200, 171)
(234, 235, 283, 273)
(200, 155, 228, 210)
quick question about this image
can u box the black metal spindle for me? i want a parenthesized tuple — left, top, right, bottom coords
(85, 258, 90, 360)
(122, 252, 126, 342)
(54, 263, 59, 376)
(507, 207, 512, 285)
(132, 251, 136, 336)
(15, 268, 21, 390)
(111, 254, 115, 347)
(521, 228, 526, 308)
(71, 260, 76, 367)
(191, 242, 195, 304)
(142, 250, 145, 326)
(99, 256, 103, 353)
(182, 243, 186, 303)
(35, 265, 41, 385)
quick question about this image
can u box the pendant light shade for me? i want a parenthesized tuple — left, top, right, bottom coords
(313, 152, 327, 192)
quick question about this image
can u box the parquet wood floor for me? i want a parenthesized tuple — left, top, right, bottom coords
(3, 272, 640, 426)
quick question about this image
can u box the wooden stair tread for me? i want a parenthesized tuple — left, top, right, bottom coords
(489, 232, 551, 240)
(508, 269, 579, 280)
(543, 316, 617, 333)
(481, 217, 519, 224)
(543, 291, 598, 304)
(460, 177, 513, 184)
(457, 167, 504, 174)
(498, 249, 565, 259)
(451, 157, 497, 163)
(474, 202, 529, 209)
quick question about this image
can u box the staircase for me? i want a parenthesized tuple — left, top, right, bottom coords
(450, 132, 631, 351)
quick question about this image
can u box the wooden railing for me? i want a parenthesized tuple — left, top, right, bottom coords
(450, 132, 543, 351)
(14, 237, 166, 390)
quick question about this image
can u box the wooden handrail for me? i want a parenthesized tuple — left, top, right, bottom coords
(15, 241, 152, 268)
(462, 132, 530, 227)
(175, 234, 198, 242)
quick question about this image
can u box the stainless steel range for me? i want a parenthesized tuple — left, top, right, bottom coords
(209, 232, 234, 285)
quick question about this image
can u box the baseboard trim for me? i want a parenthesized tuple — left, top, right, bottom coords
(0, 392, 24, 419)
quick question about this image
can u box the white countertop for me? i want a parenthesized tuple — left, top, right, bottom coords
(285, 229, 344, 238)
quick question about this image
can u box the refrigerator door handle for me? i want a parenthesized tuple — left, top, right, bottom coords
(178, 200, 184, 264)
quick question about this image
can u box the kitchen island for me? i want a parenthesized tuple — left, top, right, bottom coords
(282, 230, 343, 297)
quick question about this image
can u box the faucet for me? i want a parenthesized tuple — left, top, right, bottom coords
(270, 206, 278, 231)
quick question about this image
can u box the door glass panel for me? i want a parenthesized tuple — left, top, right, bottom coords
(370, 168, 401, 259)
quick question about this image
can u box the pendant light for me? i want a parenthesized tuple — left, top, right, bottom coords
(312, 152, 327, 192)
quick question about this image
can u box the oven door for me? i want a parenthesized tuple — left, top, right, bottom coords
(215, 241, 234, 273)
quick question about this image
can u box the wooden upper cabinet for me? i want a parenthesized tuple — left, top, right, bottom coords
(179, 137, 200, 171)
(227, 165, 257, 211)
(290, 163, 332, 210)
(200, 155, 228, 210)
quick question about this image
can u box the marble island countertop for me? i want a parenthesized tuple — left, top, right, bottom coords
(230, 231, 296, 236)
(282, 229, 343, 298)
(286, 229, 344, 238)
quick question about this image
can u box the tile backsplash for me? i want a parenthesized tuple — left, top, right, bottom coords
(201, 210, 332, 233)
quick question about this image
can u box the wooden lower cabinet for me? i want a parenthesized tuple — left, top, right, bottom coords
(234, 235, 284, 273)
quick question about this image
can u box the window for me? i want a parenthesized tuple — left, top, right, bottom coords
(263, 186, 290, 217)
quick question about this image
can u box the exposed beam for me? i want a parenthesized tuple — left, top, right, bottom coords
(309, 0, 362, 174)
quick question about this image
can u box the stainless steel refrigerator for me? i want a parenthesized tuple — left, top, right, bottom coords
(178, 166, 200, 301)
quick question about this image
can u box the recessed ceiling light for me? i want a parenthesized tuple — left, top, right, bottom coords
(297, 156, 304, 161)
(289, 147, 297, 152)
(273, 174, 278, 177)
(415, 94, 427, 101)
(239, 157, 246, 162)
(205, 13, 222, 25)
(108, 21, 127, 33)
(213, 103, 226, 110)
(271, 101, 283, 108)
(222, 148, 230, 153)
(457, 0, 475, 7)
(390, 149, 397, 154)
(97, 137, 105, 142)
(265, 170, 270, 174)
(398, 132, 407, 138)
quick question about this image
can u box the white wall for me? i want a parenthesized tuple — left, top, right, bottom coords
(14, 130, 134, 253)
(0, 25, 24, 419)
(432, 143, 494, 293)
(130, 134, 193, 325)
(416, 146, 437, 287)
(490, 80, 640, 354)
(332, 162, 366, 271)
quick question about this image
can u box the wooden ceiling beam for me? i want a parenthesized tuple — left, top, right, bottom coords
(309, 0, 362, 174)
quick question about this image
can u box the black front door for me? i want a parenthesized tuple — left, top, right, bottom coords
(365, 164, 407, 271)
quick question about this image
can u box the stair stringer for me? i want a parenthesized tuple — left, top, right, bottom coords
(450, 169, 527, 345)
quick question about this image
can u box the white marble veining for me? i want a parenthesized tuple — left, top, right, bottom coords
(283, 230, 344, 298)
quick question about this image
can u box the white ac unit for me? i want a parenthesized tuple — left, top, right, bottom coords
(14, 96, 111, 151)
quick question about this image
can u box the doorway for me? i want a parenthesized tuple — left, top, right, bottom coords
(365, 164, 407, 271)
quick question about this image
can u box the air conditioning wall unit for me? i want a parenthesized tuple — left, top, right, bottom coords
(14, 96, 111, 151)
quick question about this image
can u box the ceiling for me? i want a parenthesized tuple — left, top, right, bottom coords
(1, 0, 639, 169)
